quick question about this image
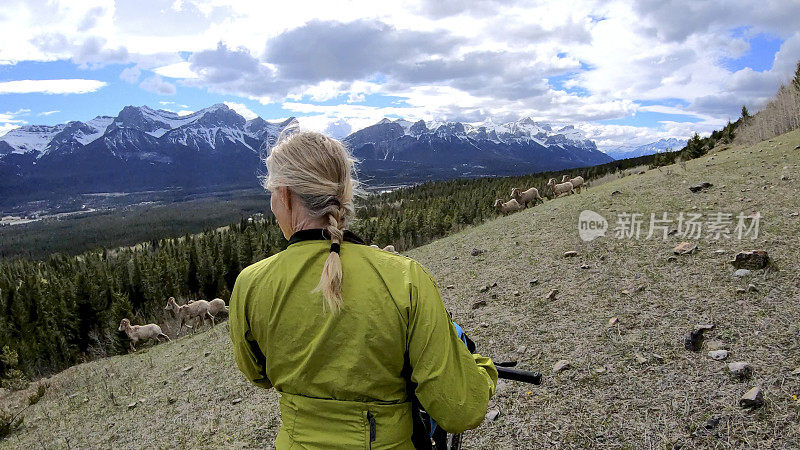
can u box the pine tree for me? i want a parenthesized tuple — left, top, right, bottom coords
(741, 105, 750, 119)
(793, 60, 800, 91)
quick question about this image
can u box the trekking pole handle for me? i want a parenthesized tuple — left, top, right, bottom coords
(496, 367, 542, 385)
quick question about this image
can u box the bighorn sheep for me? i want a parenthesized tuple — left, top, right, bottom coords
(494, 198, 523, 215)
(164, 297, 215, 335)
(561, 175, 585, 192)
(547, 178, 574, 198)
(118, 318, 169, 351)
(208, 298, 229, 317)
(511, 187, 543, 207)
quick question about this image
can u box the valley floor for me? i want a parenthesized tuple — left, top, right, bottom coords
(3, 130, 800, 449)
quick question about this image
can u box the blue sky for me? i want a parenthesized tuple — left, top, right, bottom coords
(1, 0, 799, 149)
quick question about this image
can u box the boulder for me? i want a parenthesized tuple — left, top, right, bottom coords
(733, 269, 751, 278)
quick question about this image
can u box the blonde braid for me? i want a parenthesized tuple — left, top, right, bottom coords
(263, 129, 360, 315)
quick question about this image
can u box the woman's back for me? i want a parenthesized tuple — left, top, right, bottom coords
(230, 232, 497, 448)
(229, 130, 495, 448)
(238, 237, 415, 402)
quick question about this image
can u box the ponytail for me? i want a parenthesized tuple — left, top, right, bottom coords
(313, 211, 345, 314)
(263, 130, 360, 315)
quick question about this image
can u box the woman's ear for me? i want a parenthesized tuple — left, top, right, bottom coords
(278, 186, 292, 210)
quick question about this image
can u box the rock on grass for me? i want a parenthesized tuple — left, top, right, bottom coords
(728, 362, 753, 379)
(739, 386, 764, 409)
(730, 251, 770, 270)
(553, 360, 571, 373)
(708, 350, 729, 361)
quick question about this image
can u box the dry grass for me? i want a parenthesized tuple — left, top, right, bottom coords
(2, 130, 800, 449)
(737, 83, 800, 145)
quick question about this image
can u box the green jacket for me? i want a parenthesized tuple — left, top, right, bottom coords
(229, 230, 498, 449)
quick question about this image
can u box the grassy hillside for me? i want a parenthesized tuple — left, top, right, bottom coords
(2, 130, 800, 448)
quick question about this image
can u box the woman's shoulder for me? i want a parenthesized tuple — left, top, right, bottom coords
(351, 244, 434, 281)
(236, 252, 285, 283)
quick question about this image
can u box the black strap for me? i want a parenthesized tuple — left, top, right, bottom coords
(330, 242, 340, 254)
(287, 228, 366, 247)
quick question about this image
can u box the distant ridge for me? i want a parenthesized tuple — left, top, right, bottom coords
(604, 137, 683, 160)
(0, 106, 611, 207)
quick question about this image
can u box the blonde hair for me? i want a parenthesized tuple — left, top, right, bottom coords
(263, 129, 359, 314)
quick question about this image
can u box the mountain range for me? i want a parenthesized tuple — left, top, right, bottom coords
(0, 104, 614, 207)
(604, 138, 684, 160)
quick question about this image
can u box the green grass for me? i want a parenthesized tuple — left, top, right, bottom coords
(2, 130, 800, 448)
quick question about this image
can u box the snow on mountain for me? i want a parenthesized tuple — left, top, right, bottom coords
(0, 124, 66, 155)
(604, 138, 684, 160)
(0, 103, 294, 159)
(355, 117, 594, 150)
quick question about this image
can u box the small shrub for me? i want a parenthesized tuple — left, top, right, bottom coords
(0, 408, 23, 440)
(0, 347, 28, 391)
(28, 383, 47, 406)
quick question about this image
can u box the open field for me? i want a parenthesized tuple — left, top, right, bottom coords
(2, 130, 800, 448)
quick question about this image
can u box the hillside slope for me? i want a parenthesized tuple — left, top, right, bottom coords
(3, 130, 800, 449)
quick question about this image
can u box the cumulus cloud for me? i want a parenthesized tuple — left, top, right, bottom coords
(223, 102, 258, 120)
(153, 62, 199, 79)
(139, 75, 176, 95)
(323, 119, 352, 139)
(264, 19, 462, 82)
(119, 66, 141, 83)
(4, 0, 800, 148)
(0, 79, 107, 94)
(77, 6, 105, 32)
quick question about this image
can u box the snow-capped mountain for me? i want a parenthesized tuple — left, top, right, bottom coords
(604, 138, 684, 160)
(345, 117, 612, 178)
(0, 104, 296, 205)
(0, 107, 612, 207)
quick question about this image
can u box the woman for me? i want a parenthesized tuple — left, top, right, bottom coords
(229, 130, 497, 449)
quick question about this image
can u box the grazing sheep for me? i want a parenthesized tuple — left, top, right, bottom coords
(547, 178, 574, 198)
(561, 175, 585, 192)
(494, 198, 524, 215)
(208, 298, 229, 317)
(511, 187, 544, 207)
(118, 318, 169, 351)
(164, 297, 215, 335)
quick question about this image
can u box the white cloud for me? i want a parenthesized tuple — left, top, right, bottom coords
(223, 101, 258, 120)
(153, 61, 199, 79)
(119, 66, 141, 83)
(0, 79, 107, 94)
(38, 110, 60, 116)
(2, 0, 800, 147)
(139, 75, 176, 95)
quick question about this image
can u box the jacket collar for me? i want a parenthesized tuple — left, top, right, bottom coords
(287, 228, 367, 247)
